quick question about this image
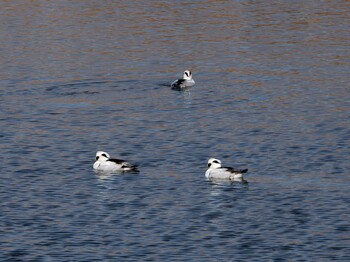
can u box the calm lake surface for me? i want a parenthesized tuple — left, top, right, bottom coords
(1, 1, 349, 261)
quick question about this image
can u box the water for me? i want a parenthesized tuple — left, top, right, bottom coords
(1, 0, 349, 261)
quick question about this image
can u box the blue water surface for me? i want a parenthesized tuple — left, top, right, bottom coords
(1, 1, 349, 261)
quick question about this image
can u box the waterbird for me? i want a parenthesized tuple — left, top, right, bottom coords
(93, 151, 139, 172)
(171, 70, 195, 90)
(205, 158, 248, 181)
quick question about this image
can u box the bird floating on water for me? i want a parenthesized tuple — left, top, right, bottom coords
(171, 70, 195, 90)
(205, 158, 248, 181)
(93, 151, 139, 172)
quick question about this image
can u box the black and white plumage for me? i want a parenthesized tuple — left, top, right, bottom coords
(93, 151, 139, 172)
(171, 70, 195, 90)
(205, 158, 248, 180)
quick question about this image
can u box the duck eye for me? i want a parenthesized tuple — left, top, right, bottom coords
(96, 156, 99, 160)
(185, 72, 189, 77)
(207, 163, 211, 167)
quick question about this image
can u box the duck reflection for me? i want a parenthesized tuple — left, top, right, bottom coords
(208, 177, 249, 197)
(94, 170, 118, 181)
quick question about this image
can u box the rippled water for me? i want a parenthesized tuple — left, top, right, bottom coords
(1, 1, 349, 261)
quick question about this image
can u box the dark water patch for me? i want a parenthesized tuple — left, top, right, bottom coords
(6, 250, 28, 259)
(45, 80, 114, 92)
(158, 82, 172, 87)
(61, 90, 100, 96)
(45, 79, 144, 98)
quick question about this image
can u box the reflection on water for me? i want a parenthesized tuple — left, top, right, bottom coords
(208, 179, 249, 197)
(1, 0, 349, 261)
(94, 171, 121, 181)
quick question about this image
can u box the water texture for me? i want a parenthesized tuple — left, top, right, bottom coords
(1, 1, 349, 261)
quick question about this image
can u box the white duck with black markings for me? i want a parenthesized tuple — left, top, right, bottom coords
(93, 151, 139, 172)
(171, 70, 195, 90)
(205, 158, 248, 180)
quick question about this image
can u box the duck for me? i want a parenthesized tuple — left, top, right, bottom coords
(93, 151, 139, 172)
(205, 158, 248, 180)
(171, 70, 195, 90)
